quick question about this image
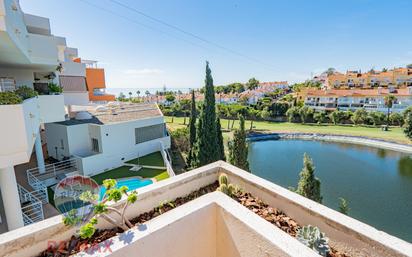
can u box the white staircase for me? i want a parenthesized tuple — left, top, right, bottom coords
(17, 184, 45, 226)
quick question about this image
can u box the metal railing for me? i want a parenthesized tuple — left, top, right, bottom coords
(26, 158, 79, 188)
(17, 184, 44, 226)
(0, 78, 16, 92)
(21, 201, 44, 225)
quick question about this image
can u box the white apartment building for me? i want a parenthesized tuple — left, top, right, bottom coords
(45, 102, 171, 178)
(0, 0, 66, 232)
(304, 87, 412, 113)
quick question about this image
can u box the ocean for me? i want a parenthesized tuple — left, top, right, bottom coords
(106, 87, 195, 97)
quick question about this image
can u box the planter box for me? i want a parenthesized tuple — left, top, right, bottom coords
(0, 162, 411, 257)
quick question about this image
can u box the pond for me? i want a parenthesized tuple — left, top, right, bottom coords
(248, 139, 412, 242)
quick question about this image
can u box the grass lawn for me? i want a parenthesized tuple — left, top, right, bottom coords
(91, 166, 169, 184)
(164, 116, 411, 145)
(126, 151, 165, 166)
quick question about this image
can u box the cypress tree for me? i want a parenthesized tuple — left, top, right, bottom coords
(186, 90, 197, 166)
(228, 114, 249, 171)
(192, 62, 219, 167)
(296, 153, 322, 203)
(216, 117, 225, 161)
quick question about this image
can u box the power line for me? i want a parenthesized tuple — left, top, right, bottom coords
(79, 0, 212, 52)
(109, 0, 278, 70)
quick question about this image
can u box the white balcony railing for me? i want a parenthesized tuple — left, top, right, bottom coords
(17, 184, 44, 226)
(26, 158, 79, 188)
(0, 78, 16, 92)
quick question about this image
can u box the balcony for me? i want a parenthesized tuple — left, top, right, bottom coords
(27, 33, 58, 66)
(23, 14, 51, 36)
(0, 95, 65, 167)
(1, 161, 410, 257)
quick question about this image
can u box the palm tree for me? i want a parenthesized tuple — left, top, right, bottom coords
(128, 92, 132, 101)
(145, 90, 150, 102)
(136, 90, 140, 98)
(384, 95, 397, 127)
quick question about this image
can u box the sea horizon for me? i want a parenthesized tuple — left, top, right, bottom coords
(106, 87, 196, 97)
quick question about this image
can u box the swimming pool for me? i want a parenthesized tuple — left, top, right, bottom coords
(99, 177, 153, 199)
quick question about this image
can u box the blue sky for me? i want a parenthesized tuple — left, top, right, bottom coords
(21, 0, 412, 89)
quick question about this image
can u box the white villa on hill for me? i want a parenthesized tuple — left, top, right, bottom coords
(45, 102, 171, 177)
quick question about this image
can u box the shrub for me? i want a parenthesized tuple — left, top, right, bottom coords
(367, 111, 385, 126)
(295, 153, 322, 203)
(0, 91, 23, 105)
(170, 127, 189, 154)
(329, 110, 345, 125)
(63, 179, 138, 239)
(404, 112, 412, 141)
(15, 86, 38, 100)
(299, 106, 314, 124)
(272, 101, 290, 116)
(296, 225, 330, 256)
(390, 112, 403, 126)
(313, 111, 328, 124)
(351, 109, 367, 125)
(48, 83, 63, 94)
(260, 107, 271, 120)
(286, 106, 301, 122)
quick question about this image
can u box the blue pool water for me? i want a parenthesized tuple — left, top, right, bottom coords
(99, 178, 153, 199)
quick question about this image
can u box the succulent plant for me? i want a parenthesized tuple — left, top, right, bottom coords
(217, 184, 229, 195)
(218, 173, 228, 186)
(296, 225, 330, 256)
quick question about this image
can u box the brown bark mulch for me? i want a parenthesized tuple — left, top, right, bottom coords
(39, 181, 349, 257)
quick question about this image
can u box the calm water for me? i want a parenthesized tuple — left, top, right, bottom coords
(248, 139, 412, 242)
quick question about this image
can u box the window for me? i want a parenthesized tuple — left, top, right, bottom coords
(0, 77, 16, 92)
(91, 138, 99, 152)
(135, 124, 166, 144)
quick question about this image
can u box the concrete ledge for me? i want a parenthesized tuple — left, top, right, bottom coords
(248, 132, 412, 154)
(0, 161, 411, 257)
(75, 192, 319, 257)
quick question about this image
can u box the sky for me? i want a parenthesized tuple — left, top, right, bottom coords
(21, 0, 412, 90)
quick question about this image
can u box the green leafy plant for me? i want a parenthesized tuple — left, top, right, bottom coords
(64, 179, 138, 239)
(156, 200, 176, 214)
(48, 83, 63, 94)
(404, 112, 412, 141)
(0, 91, 23, 105)
(15, 86, 38, 100)
(296, 225, 330, 256)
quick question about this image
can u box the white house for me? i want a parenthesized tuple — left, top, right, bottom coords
(0, 0, 67, 232)
(304, 87, 412, 112)
(45, 102, 171, 177)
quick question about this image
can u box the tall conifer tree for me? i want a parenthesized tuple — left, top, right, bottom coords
(192, 62, 220, 166)
(228, 114, 249, 171)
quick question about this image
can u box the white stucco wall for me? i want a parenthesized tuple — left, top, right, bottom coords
(60, 61, 86, 77)
(45, 116, 171, 176)
(62, 92, 89, 106)
(0, 67, 34, 88)
(44, 123, 70, 160)
(77, 117, 171, 176)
